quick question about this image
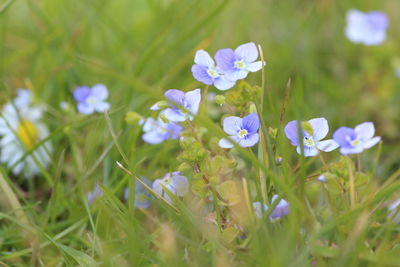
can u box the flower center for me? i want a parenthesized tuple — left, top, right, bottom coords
(17, 120, 39, 148)
(162, 177, 172, 186)
(207, 68, 220, 78)
(303, 136, 315, 147)
(234, 60, 246, 69)
(86, 96, 98, 105)
(346, 135, 360, 147)
(238, 129, 248, 138)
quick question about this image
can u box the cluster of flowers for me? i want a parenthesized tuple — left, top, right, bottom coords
(128, 42, 292, 219)
(284, 118, 381, 157)
(0, 8, 392, 221)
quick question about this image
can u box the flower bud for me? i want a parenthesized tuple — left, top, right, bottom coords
(159, 113, 170, 124)
(150, 100, 169, 110)
(249, 103, 257, 114)
(215, 95, 226, 105)
(125, 112, 142, 125)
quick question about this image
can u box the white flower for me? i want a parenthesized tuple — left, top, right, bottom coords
(0, 90, 52, 178)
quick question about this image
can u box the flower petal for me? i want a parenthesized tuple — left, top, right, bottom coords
(309, 118, 329, 141)
(165, 89, 185, 106)
(14, 89, 32, 108)
(194, 49, 214, 67)
(215, 48, 237, 72)
(223, 116, 242, 135)
(91, 84, 108, 100)
(163, 108, 186, 122)
(77, 103, 95, 114)
(284, 120, 300, 146)
(94, 101, 110, 112)
(340, 146, 363, 155)
(152, 179, 163, 196)
(214, 76, 236, 90)
(362, 136, 381, 149)
(296, 146, 319, 157)
(316, 139, 339, 152)
(191, 64, 213, 85)
(142, 131, 164, 144)
(171, 174, 189, 197)
(235, 42, 258, 63)
(246, 61, 263, 72)
(73, 87, 91, 102)
(166, 123, 183, 140)
(224, 70, 248, 81)
(242, 113, 260, 134)
(218, 138, 235, 149)
(354, 122, 375, 141)
(239, 133, 259, 147)
(333, 127, 356, 147)
(185, 88, 201, 115)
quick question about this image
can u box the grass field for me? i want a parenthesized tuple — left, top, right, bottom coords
(1, 0, 400, 266)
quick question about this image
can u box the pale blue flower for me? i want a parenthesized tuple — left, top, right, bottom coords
(86, 184, 103, 206)
(141, 116, 183, 144)
(191, 50, 236, 91)
(152, 171, 189, 203)
(219, 113, 260, 148)
(253, 195, 290, 220)
(345, 10, 389, 46)
(215, 42, 264, 82)
(284, 118, 338, 157)
(333, 122, 381, 155)
(124, 177, 153, 209)
(73, 84, 110, 114)
(163, 89, 201, 122)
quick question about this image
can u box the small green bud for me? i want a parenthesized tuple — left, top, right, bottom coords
(159, 113, 169, 124)
(249, 103, 257, 114)
(153, 100, 169, 110)
(125, 111, 142, 125)
(268, 127, 278, 139)
(215, 95, 226, 105)
(301, 121, 314, 136)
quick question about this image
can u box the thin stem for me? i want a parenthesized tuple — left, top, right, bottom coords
(201, 85, 209, 112)
(347, 157, 356, 207)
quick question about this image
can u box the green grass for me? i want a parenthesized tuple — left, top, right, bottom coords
(1, 0, 400, 266)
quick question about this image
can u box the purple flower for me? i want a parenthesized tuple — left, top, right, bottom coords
(152, 171, 189, 203)
(333, 122, 381, 155)
(345, 10, 389, 46)
(253, 195, 289, 221)
(218, 113, 260, 148)
(284, 118, 338, 157)
(124, 177, 153, 209)
(215, 42, 264, 82)
(73, 84, 110, 114)
(86, 184, 103, 206)
(162, 89, 201, 122)
(142, 116, 183, 144)
(191, 50, 236, 91)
